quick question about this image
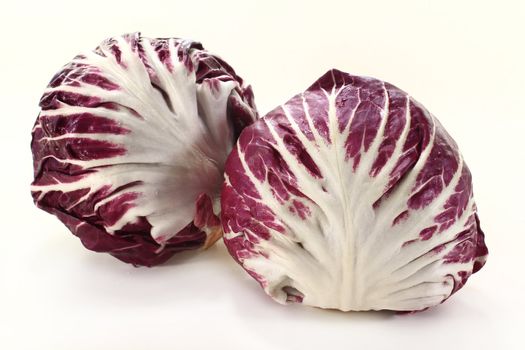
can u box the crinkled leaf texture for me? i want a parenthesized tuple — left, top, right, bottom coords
(222, 69, 487, 312)
(31, 33, 257, 267)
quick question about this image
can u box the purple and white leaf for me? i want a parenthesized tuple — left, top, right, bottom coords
(222, 69, 487, 311)
(31, 33, 257, 266)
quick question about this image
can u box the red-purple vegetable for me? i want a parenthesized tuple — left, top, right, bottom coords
(31, 33, 257, 266)
(222, 69, 487, 311)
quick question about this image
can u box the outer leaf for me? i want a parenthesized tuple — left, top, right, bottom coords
(222, 69, 487, 311)
(31, 33, 257, 266)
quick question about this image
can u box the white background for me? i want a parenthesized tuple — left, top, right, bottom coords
(1, 1, 524, 349)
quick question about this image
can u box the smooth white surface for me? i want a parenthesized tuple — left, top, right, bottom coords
(1, 1, 523, 349)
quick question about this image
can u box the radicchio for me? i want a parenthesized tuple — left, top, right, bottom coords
(31, 33, 257, 266)
(222, 69, 487, 311)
